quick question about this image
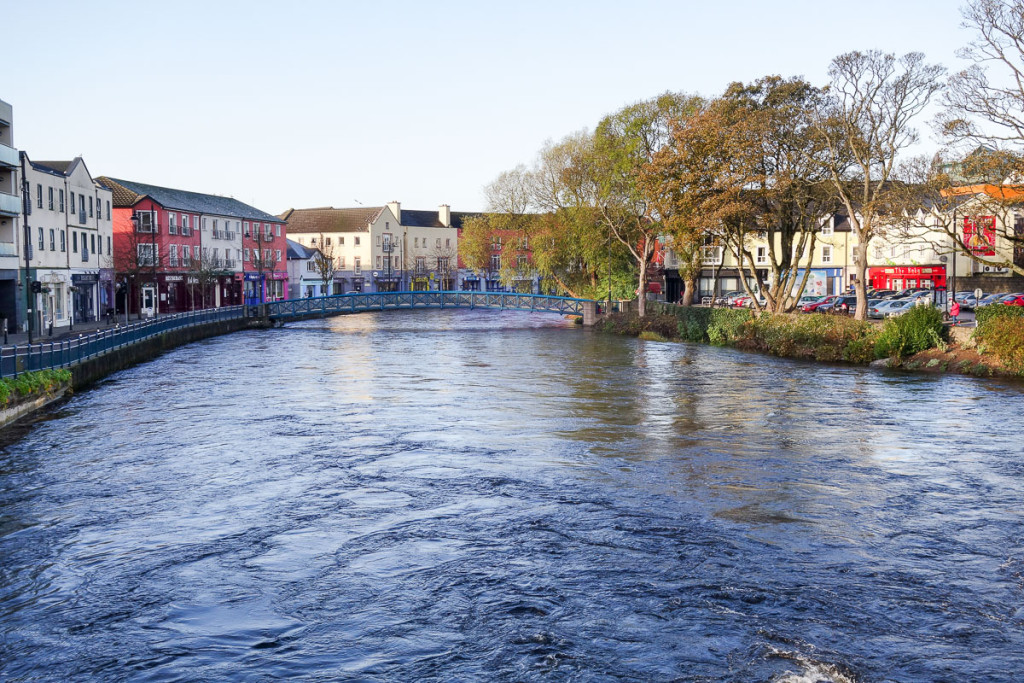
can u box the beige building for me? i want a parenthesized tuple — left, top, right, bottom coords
(281, 202, 458, 293)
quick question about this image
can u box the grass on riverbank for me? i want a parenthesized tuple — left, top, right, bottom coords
(0, 369, 72, 408)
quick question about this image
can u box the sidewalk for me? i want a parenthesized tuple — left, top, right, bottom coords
(2, 314, 157, 348)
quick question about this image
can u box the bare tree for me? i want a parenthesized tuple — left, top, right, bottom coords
(310, 233, 336, 295)
(111, 213, 166, 320)
(248, 226, 280, 302)
(813, 50, 945, 319)
(187, 246, 224, 310)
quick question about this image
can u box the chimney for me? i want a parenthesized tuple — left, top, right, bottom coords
(387, 200, 401, 223)
(438, 204, 451, 227)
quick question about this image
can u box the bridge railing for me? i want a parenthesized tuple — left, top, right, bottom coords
(0, 306, 245, 379)
(266, 290, 593, 318)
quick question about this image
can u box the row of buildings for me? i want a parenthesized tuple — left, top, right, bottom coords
(5, 95, 1021, 337)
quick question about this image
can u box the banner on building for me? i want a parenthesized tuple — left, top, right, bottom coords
(963, 216, 996, 256)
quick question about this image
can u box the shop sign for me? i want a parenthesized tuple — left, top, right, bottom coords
(71, 273, 99, 284)
(165, 275, 184, 282)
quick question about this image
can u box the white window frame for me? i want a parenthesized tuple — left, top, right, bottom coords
(821, 245, 833, 264)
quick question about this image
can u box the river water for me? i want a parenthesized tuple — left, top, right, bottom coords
(1, 310, 1022, 682)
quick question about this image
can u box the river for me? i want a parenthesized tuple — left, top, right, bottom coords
(1, 310, 1022, 682)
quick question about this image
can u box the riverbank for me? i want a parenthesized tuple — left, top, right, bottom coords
(0, 369, 72, 430)
(601, 301, 1023, 380)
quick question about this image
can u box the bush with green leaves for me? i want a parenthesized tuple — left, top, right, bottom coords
(741, 313, 880, 363)
(874, 305, 946, 359)
(974, 314, 1024, 375)
(976, 303, 1024, 328)
(0, 369, 72, 408)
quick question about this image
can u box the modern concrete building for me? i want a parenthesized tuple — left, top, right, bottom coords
(0, 99, 23, 331)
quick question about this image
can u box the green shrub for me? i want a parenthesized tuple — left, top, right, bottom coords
(0, 368, 71, 407)
(976, 303, 1024, 328)
(974, 315, 1024, 375)
(706, 308, 753, 345)
(741, 313, 879, 364)
(874, 306, 946, 358)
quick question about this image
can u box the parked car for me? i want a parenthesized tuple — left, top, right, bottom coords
(819, 295, 858, 314)
(801, 295, 837, 313)
(976, 293, 1007, 308)
(724, 291, 747, 306)
(953, 292, 979, 310)
(1002, 294, 1024, 306)
(868, 289, 897, 299)
(884, 299, 918, 317)
(869, 300, 901, 319)
(796, 295, 822, 309)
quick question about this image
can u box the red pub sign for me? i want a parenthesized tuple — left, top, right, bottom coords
(868, 265, 947, 291)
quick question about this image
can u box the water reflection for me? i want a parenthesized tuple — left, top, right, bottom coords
(1, 310, 1023, 682)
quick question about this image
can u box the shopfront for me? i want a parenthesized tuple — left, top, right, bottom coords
(71, 272, 99, 323)
(868, 265, 947, 292)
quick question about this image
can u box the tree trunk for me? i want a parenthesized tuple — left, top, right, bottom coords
(637, 258, 648, 318)
(682, 276, 696, 306)
(853, 238, 869, 321)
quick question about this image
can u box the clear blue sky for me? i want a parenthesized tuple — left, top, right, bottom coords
(6, 0, 972, 214)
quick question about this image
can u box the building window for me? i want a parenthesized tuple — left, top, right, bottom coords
(168, 213, 177, 234)
(60, 230, 66, 252)
(59, 190, 65, 212)
(107, 236, 111, 255)
(446, 238, 451, 248)
(244, 248, 250, 261)
(243, 221, 250, 236)
(701, 246, 723, 265)
(756, 246, 768, 264)
(135, 211, 155, 232)
(49, 229, 55, 251)
(490, 254, 501, 271)
(325, 237, 331, 246)
(414, 237, 419, 248)
(72, 232, 77, 252)
(376, 255, 382, 269)
(376, 235, 381, 246)
(353, 257, 361, 274)
(182, 245, 191, 267)
(337, 256, 345, 269)
(169, 244, 179, 267)
(436, 238, 441, 248)
(415, 256, 426, 274)
(137, 243, 155, 266)
(821, 245, 833, 264)
(182, 215, 190, 235)
(516, 255, 527, 268)
(36, 184, 42, 209)
(275, 249, 281, 262)
(275, 225, 280, 237)
(90, 234, 96, 254)
(821, 220, 834, 236)
(48, 187, 54, 210)
(89, 196, 94, 217)
(354, 236, 360, 246)
(37, 227, 43, 250)
(339, 236, 344, 245)
(106, 200, 110, 220)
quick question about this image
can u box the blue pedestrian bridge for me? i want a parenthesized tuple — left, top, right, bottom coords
(264, 290, 595, 321)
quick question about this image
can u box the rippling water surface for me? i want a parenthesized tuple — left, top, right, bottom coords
(1, 310, 1023, 682)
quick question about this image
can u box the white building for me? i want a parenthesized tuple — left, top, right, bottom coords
(22, 155, 113, 332)
(0, 99, 23, 330)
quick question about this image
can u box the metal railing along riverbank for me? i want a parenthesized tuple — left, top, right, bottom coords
(0, 306, 245, 378)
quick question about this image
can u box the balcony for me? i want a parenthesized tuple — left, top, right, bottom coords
(222, 259, 236, 268)
(0, 143, 17, 169)
(0, 241, 17, 258)
(0, 191, 19, 217)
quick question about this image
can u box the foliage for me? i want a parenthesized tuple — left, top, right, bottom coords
(874, 305, 947, 358)
(974, 310, 1024, 375)
(976, 302, 1024, 327)
(0, 369, 72, 407)
(740, 313, 881, 363)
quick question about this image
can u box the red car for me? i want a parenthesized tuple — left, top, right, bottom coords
(1003, 295, 1024, 306)
(801, 295, 839, 313)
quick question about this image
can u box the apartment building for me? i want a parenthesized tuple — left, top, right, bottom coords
(0, 99, 22, 329)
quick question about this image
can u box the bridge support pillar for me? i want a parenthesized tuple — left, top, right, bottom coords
(582, 301, 601, 327)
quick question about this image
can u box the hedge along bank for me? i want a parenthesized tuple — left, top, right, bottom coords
(973, 306, 1024, 376)
(601, 301, 954, 366)
(0, 369, 72, 429)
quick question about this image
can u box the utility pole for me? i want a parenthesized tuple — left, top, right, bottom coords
(20, 153, 33, 343)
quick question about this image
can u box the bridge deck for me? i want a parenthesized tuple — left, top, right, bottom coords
(265, 291, 593, 320)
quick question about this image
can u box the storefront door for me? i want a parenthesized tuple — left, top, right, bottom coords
(141, 286, 156, 317)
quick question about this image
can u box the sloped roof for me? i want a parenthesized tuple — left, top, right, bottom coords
(286, 238, 319, 260)
(277, 206, 382, 233)
(34, 160, 74, 174)
(97, 176, 282, 222)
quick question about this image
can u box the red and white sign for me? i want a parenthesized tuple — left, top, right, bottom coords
(963, 216, 996, 256)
